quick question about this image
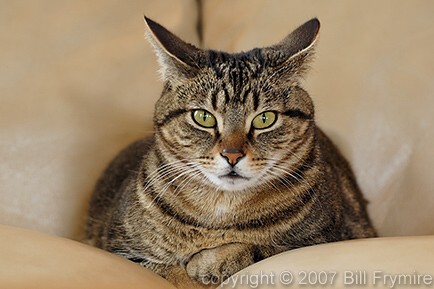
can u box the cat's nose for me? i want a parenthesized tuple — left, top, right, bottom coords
(220, 148, 245, 166)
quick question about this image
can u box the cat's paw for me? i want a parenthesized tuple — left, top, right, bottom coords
(186, 250, 234, 285)
(186, 243, 254, 286)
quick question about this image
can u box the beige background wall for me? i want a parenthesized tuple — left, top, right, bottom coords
(0, 0, 199, 238)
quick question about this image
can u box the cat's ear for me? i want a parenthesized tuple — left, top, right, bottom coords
(267, 18, 320, 81)
(144, 16, 203, 85)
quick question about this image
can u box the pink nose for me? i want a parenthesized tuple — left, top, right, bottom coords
(220, 149, 244, 166)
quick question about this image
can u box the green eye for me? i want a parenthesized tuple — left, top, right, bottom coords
(192, 109, 216, 128)
(252, 111, 277, 129)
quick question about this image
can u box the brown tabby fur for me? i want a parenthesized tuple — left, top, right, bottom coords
(84, 17, 376, 289)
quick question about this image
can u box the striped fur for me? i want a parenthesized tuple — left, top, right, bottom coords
(84, 17, 376, 289)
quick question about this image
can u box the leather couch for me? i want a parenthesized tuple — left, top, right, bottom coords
(1, 1, 433, 288)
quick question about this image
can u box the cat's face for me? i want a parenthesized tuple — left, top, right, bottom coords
(154, 57, 314, 192)
(146, 17, 319, 192)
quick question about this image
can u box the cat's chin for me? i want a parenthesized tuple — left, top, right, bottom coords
(205, 173, 256, 192)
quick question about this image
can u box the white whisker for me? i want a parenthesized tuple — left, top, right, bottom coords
(143, 160, 199, 191)
(173, 170, 203, 195)
(143, 160, 203, 209)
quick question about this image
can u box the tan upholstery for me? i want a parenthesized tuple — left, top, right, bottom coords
(1, 225, 433, 289)
(219, 235, 434, 288)
(0, 225, 176, 289)
(1, 1, 433, 288)
(0, 0, 199, 239)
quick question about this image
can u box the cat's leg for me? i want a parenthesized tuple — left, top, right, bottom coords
(186, 243, 271, 286)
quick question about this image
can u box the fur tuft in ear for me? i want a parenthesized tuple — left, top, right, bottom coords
(144, 16, 203, 85)
(275, 18, 320, 57)
(265, 18, 320, 82)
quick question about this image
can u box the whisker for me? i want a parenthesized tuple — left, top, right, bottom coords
(145, 163, 202, 209)
(143, 160, 200, 191)
(173, 170, 203, 195)
(267, 160, 320, 209)
(259, 156, 320, 207)
(267, 168, 296, 192)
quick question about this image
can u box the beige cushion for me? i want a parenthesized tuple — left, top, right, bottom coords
(0, 225, 176, 289)
(0, 0, 199, 239)
(1, 225, 433, 289)
(202, 0, 434, 236)
(219, 235, 434, 288)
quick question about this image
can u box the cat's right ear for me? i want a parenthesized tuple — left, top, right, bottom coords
(144, 16, 203, 85)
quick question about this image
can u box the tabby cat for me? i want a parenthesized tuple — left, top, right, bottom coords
(84, 17, 376, 289)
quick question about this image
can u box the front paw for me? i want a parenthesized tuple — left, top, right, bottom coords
(186, 250, 231, 285)
(186, 244, 254, 286)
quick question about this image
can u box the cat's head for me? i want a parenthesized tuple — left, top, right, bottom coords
(145, 17, 319, 193)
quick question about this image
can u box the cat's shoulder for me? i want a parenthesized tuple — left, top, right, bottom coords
(99, 137, 154, 184)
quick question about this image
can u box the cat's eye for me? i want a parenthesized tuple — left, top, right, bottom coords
(192, 109, 217, 128)
(252, 111, 277, 129)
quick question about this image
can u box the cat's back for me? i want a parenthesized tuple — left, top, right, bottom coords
(315, 128, 376, 238)
(84, 137, 153, 246)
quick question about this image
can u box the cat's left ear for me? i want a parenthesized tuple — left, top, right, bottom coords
(144, 16, 203, 85)
(266, 18, 320, 81)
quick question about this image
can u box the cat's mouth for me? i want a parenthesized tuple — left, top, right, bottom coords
(204, 169, 253, 191)
(219, 170, 249, 181)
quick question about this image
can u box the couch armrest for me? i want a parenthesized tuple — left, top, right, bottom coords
(219, 236, 434, 288)
(0, 225, 176, 289)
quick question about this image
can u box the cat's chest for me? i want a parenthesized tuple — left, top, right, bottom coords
(213, 203, 230, 217)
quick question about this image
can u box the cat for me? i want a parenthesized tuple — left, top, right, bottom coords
(84, 16, 376, 289)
